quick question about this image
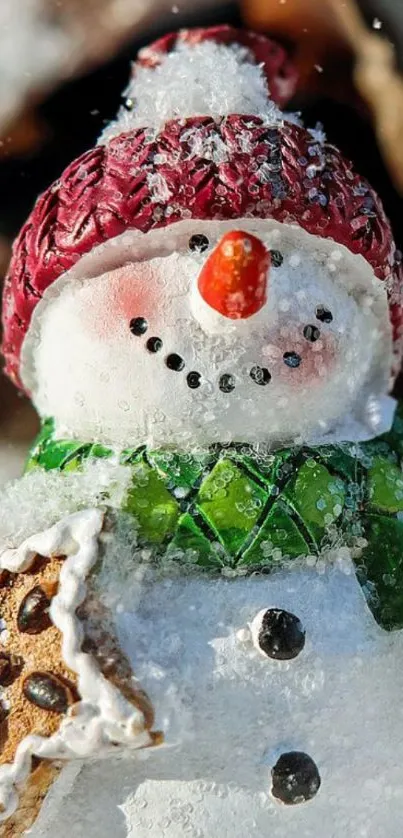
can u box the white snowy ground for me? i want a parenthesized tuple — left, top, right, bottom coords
(30, 559, 403, 838)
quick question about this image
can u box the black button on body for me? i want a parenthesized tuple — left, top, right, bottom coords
(258, 608, 305, 660)
(271, 751, 321, 805)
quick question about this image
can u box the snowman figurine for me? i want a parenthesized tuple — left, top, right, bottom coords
(1, 25, 403, 838)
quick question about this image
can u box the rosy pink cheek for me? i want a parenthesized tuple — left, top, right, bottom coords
(265, 328, 338, 386)
(80, 266, 160, 339)
(291, 338, 337, 384)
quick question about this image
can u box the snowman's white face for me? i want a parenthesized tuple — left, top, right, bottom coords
(23, 218, 392, 449)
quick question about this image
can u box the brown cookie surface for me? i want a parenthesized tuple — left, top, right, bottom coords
(0, 556, 78, 767)
(0, 542, 159, 831)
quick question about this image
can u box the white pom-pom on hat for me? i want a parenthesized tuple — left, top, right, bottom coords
(100, 25, 299, 142)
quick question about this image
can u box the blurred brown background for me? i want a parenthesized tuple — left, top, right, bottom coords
(1, 0, 403, 483)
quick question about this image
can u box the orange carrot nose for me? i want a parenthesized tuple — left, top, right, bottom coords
(197, 231, 270, 319)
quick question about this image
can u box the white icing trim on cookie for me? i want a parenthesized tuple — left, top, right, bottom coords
(0, 509, 152, 820)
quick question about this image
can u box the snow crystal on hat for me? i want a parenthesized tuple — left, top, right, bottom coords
(100, 40, 284, 142)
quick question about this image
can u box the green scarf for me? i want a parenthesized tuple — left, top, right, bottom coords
(27, 408, 403, 631)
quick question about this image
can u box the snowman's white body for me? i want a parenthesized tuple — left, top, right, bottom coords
(31, 554, 403, 838)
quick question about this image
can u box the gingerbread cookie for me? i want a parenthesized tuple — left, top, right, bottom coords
(0, 510, 158, 828)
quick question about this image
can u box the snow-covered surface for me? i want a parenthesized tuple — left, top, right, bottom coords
(0, 460, 131, 550)
(23, 218, 393, 449)
(100, 40, 284, 143)
(0, 509, 152, 820)
(30, 560, 403, 838)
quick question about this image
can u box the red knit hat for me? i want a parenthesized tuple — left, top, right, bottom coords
(2, 26, 402, 392)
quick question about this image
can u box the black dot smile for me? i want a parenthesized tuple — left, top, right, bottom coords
(303, 325, 320, 342)
(283, 351, 302, 368)
(316, 305, 333, 323)
(130, 316, 148, 336)
(250, 366, 271, 385)
(130, 317, 312, 392)
(146, 337, 163, 353)
(187, 371, 201, 389)
(166, 353, 185, 371)
(219, 373, 236, 393)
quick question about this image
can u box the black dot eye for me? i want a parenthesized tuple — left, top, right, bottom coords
(130, 317, 148, 336)
(250, 366, 271, 386)
(187, 371, 201, 389)
(283, 352, 302, 368)
(166, 353, 185, 371)
(219, 373, 235, 393)
(270, 249, 283, 267)
(316, 306, 333, 323)
(303, 325, 320, 342)
(146, 337, 163, 353)
(189, 234, 209, 252)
